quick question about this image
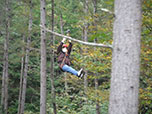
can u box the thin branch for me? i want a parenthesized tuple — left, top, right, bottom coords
(101, 8, 113, 14)
(40, 25, 112, 49)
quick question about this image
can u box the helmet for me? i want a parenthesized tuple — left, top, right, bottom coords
(63, 44, 68, 48)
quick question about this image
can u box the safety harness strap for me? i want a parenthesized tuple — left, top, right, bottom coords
(59, 52, 68, 69)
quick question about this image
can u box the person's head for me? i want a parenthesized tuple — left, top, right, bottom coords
(62, 44, 68, 53)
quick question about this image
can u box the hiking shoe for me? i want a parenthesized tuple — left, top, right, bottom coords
(78, 69, 85, 78)
(78, 68, 83, 77)
(80, 70, 85, 78)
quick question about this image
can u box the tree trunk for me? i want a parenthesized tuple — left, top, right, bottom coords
(1, 49, 6, 113)
(92, 0, 97, 17)
(109, 0, 142, 114)
(60, 13, 68, 94)
(20, 1, 32, 114)
(1, 0, 10, 113)
(17, 35, 25, 114)
(60, 13, 64, 35)
(92, 0, 100, 113)
(84, 0, 89, 95)
(84, 0, 88, 42)
(95, 76, 100, 114)
(50, 0, 57, 113)
(40, 0, 47, 113)
(81, 27, 84, 40)
(4, 0, 10, 112)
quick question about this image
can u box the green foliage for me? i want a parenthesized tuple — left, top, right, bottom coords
(138, 0, 152, 113)
(0, 0, 151, 113)
(47, 90, 109, 114)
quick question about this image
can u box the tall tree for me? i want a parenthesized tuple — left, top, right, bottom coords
(60, 13, 64, 35)
(50, 0, 57, 113)
(92, 0, 100, 113)
(1, 0, 10, 113)
(17, 34, 25, 114)
(109, 0, 142, 114)
(40, 0, 47, 113)
(95, 75, 100, 114)
(60, 13, 68, 94)
(84, 0, 89, 95)
(19, 1, 33, 114)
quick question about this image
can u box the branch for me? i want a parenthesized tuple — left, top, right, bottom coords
(40, 25, 112, 49)
(101, 8, 113, 14)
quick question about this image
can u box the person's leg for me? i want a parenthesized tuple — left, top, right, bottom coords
(62, 64, 78, 76)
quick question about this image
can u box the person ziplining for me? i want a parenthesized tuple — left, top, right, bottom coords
(39, 25, 112, 77)
(57, 37, 85, 78)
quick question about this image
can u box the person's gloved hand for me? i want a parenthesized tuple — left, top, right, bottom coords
(62, 38, 66, 43)
(68, 40, 71, 43)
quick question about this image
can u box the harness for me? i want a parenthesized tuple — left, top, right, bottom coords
(59, 52, 68, 69)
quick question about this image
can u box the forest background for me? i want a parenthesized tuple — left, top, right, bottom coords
(0, 0, 151, 114)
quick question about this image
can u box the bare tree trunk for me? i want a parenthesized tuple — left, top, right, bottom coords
(81, 27, 84, 40)
(60, 13, 68, 94)
(50, 0, 57, 113)
(64, 72, 68, 94)
(40, 0, 47, 113)
(4, 0, 10, 112)
(84, 0, 88, 95)
(60, 13, 64, 35)
(84, 0, 88, 42)
(92, 0, 100, 114)
(17, 35, 25, 114)
(20, 1, 32, 114)
(109, 0, 142, 114)
(1, 51, 6, 113)
(1, 0, 10, 113)
(92, 0, 97, 17)
(95, 76, 100, 114)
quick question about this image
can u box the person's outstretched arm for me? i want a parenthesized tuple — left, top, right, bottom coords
(57, 38, 66, 54)
(67, 40, 73, 54)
